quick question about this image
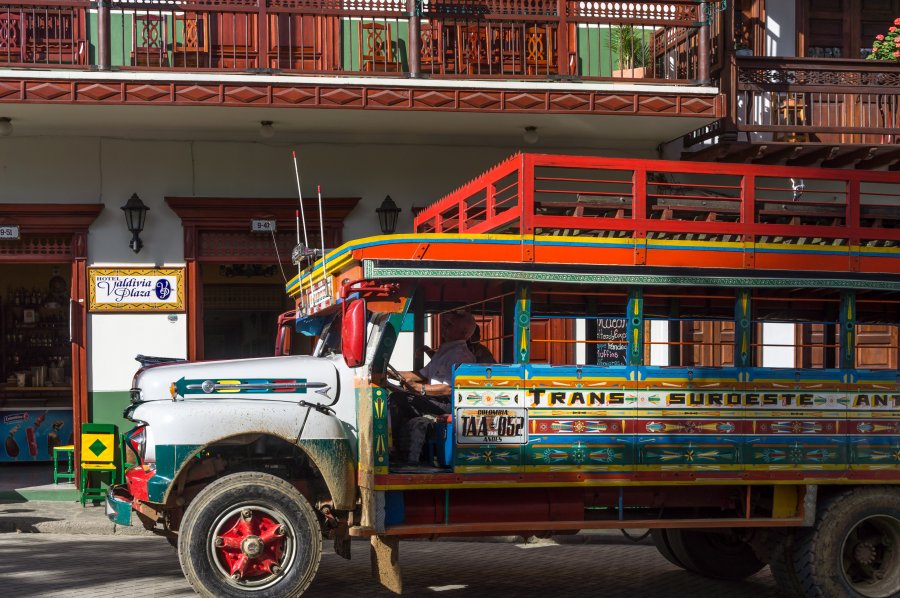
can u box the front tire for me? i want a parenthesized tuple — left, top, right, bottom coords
(793, 487, 900, 598)
(178, 472, 323, 598)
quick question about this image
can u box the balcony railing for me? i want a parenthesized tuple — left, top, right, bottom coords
(414, 153, 900, 248)
(0, 0, 721, 84)
(732, 56, 900, 145)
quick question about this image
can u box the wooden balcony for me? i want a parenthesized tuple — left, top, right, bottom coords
(682, 56, 900, 169)
(0, 0, 720, 85)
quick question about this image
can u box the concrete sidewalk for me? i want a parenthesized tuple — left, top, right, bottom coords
(0, 500, 155, 535)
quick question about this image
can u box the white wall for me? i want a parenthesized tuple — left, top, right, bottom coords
(762, 322, 795, 367)
(89, 313, 188, 391)
(766, 0, 797, 57)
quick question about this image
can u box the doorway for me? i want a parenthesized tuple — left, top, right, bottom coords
(165, 197, 360, 361)
(201, 263, 295, 360)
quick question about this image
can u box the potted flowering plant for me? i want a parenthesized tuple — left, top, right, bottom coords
(867, 17, 900, 61)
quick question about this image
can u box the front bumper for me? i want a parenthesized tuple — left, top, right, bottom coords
(105, 485, 134, 526)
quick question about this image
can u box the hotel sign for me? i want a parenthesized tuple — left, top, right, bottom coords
(89, 268, 185, 312)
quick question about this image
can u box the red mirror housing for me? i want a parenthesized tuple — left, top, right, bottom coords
(274, 310, 296, 356)
(342, 299, 367, 368)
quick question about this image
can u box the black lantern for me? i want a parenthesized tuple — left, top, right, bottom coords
(376, 195, 401, 235)
(121, 193, 150, 253)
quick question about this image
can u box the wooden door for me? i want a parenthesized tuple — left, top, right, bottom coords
(856, 324, 898, 369)
(530, 318, 575, 364)
(800, 0, 900, 59)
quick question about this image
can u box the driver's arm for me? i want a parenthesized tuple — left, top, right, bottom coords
(398, 371, 451, 398)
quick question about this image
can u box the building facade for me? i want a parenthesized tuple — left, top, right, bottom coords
(0, 0, 895, 455)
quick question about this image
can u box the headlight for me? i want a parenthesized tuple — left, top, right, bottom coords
(125, 424, 148, 463)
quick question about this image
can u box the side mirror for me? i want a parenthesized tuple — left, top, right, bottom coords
(342, 299, 367, 368)
(274, 323, 291, 356)
(274, 310, 296, 356)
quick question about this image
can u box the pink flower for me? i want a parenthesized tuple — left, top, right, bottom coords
(894, 51, 900, 58)
(895, 17, 900, 25)
(891, 26, 898, 32)
(877, 34, 885, 40)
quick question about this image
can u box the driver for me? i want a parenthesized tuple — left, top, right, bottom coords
(393, 310, 477, 465)
(398, 309, 477, 402)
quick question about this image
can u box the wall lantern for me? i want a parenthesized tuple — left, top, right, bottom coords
(376, 195, 401, 235)
(121, 193, 150, 253)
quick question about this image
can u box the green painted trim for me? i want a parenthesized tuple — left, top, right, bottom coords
(841, 291, 857, 370)
(151, 444, 201, 503)
(364, 263, 900, 291)
(89, 391, 132, 436)
(514, 283, 531, 364)
(735, 290, 752, 368)
(627, 288, 643, 366)
(0, 488, 79, 502)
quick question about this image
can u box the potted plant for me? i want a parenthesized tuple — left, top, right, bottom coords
(609, 25, 649, 78)
(866, 17, 900, 62)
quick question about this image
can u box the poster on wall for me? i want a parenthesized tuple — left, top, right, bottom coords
(1, 409, 74, 463)
(89, 268, 184, 312)
(596, 317, 628, 366)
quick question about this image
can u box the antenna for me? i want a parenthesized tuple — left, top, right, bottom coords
(317, 185, 329, 298)
(292, 151, 310, 251)
(291, 152, 311, 312)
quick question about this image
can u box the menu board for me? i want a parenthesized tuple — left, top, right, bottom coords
(596, 317, 628, 366)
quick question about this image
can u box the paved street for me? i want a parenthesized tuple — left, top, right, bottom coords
(0, 533, 781, 597)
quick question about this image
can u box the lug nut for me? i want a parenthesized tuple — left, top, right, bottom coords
(241, 509, 252, 520)
(231, 573, 241, 581)
(271, 565, 283, 576)
(274, 525, 286, 536)
(214, 537, 224, 547)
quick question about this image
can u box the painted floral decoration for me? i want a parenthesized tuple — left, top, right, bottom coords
(867, 17, 900, 61)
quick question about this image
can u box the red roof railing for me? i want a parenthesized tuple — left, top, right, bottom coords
(413, 154, 900, 246)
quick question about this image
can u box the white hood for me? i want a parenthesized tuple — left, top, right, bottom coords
(132, 355, 340, 405)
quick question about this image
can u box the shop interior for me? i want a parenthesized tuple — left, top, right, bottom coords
(0, 263, 74, 466)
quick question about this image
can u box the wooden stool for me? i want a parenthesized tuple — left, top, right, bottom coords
(52, 445, 75, 484)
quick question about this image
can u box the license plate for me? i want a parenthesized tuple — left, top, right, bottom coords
(455, 408, 527, 445)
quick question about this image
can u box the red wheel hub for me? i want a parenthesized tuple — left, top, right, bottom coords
(214, 509, 287, 581)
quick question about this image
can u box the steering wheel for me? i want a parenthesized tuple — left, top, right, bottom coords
(383, 363, 412, 394)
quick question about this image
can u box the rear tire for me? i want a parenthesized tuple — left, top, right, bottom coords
(793, 487, 900, 598)
(767, 530, 804, 598)
(666, 528, 767, 580)
(178, 472, 323, 598)
(651, 529, 689, 570)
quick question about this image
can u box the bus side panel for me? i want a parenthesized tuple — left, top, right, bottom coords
(523, 365, 636, 476)
(743, 368, 848, 479)
(637, 367, 744, 479)
(850, 369, 900, 475)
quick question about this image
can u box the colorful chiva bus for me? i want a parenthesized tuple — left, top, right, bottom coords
(110, 155, 900, 598)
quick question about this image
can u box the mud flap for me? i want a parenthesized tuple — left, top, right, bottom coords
(334, 521, 351, 560)
(370, 535, 402, 594)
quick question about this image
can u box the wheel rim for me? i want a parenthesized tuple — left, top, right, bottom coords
(208, 504, 297, 591)
(840, 514, 900, 597)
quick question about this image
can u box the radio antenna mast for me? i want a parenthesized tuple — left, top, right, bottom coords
(291, 151, 312, 312)
(292, 151, 310, 250)
(317, 185, 329, 298)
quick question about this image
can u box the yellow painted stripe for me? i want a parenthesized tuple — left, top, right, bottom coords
(373, 478, 883, 491)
